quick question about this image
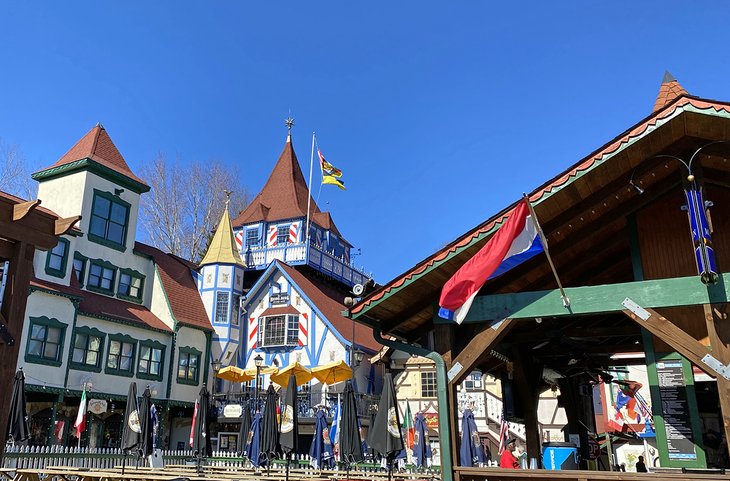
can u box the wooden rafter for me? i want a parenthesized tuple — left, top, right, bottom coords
(55, 215, 81, 236)
(12, 199, 40, 221)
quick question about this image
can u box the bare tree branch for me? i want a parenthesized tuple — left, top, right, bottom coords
(0, 138, 37, 199)
(139, 154, 248, 262)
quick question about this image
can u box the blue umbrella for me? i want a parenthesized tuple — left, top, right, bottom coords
(412, 412, 432, 468)
(460, 409, 486, 466)
(247, 412, 263, 467)
(309, 409, 335, 470)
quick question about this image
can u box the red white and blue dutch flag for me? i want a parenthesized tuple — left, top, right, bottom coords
(439, 199, 544, 324)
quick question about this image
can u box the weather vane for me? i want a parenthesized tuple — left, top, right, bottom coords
(285, 117, 294, 132)
(224, 190, 232, 207)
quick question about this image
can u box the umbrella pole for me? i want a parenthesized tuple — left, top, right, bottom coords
(122, 453, 126, 475)
(285, 454, 290, 481)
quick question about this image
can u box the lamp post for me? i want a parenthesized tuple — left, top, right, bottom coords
(211, 360, 222, 397)
(254, 354, 263, 412)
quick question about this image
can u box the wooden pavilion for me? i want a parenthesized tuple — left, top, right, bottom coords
(349, 74, 730, 480)
(0, 191, 78, 450)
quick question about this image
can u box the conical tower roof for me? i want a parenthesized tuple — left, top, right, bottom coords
(653, 71, 689, 112)
(33, 124, 149, 192)
(200, 204, 246, 267)
(233, 135, 320, 226)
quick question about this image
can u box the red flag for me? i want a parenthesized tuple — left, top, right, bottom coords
(189, 399, 199, 447)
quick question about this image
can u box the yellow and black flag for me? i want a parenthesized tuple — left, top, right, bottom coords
(318, 148, 346, 190)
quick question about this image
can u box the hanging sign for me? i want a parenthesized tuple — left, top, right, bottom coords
(87, 399, 108, 415)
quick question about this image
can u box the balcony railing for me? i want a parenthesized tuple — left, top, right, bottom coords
(242, 240, 369, 287)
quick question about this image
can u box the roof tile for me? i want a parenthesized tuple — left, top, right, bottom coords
(277, 261, 380, 352)
(134, 242, 213, 331)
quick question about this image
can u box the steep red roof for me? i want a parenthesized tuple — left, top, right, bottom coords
(277, 261, 381, 352)
(35, 124, 148, 188)
(134, 242, 212, 331)
(653, 71, 688, 112)
(232, 136, 344, 237)
(30, 277, 172, 332)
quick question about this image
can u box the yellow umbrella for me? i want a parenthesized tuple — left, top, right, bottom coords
(311, 360, 353, 385)
(270, 362, 313, 386)
(244, 365, 279, 376)
(216, 365, 254, 383)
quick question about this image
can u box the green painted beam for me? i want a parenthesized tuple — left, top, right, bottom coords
(441, 272, 730, 324)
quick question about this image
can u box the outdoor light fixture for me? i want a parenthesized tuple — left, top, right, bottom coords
(212, 360, 222, 373)
(355, 350, 364, 366)
(254, 354, 264, 412)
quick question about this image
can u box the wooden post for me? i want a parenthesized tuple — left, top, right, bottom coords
(0, 241, 35, 450)
(511, 347, 542, 466)
(703, 303, 730, 464)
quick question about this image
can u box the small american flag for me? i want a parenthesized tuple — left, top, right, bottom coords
(497, 411, 509, 455)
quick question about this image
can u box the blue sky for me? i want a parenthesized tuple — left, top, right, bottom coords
(2, 2, 730, 283)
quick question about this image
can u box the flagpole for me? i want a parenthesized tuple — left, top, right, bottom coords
(306, 131, 316, 244)
(522, 193, 570, 308)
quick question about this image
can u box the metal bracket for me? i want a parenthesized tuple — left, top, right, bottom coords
(702, 354, 730, 381)
(447, 361, 463, 383)
(622, 297, 650, 320)
(0, 323, 15, 346)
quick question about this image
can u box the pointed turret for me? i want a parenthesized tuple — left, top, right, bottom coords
(32, 124, 149, 193)
(200, 199, 246, 267)
(653, 71, 689, 112)
(232, 135, 321, 226)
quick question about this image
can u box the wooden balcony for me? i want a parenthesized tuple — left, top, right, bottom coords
(243, 240, 369, 287)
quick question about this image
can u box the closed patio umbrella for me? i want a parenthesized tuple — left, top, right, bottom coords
(367, 373, 403, 479)
(280, 374, 299, 481)
(7, 369, 29, 444)
(139, 386, 154, 460)
(247, 412, 263, 467)
(459, 408, 485, 467)
(120, 381, 140, 473)
(339, 380, 363, 465)
(260, 384, 279, 467)
(309, 408, 334, 470)
(412, 412, 432, 468)
(238, 395, 252, 456)
(191, 384, 212, 471)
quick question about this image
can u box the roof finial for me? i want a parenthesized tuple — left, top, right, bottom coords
(285, 115, 294, 142)
(224, 190, 232, 208)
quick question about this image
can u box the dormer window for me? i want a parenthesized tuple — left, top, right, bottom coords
(89, 190, 130, 251)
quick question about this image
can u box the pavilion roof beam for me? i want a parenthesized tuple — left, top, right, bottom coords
(451, 272, 730, 324)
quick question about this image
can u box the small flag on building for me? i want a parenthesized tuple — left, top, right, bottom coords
(498, 411, 510, 455)
(403, 402, 415, 449)
(318, 149, 346, 190)
(74, 389, 88, 438)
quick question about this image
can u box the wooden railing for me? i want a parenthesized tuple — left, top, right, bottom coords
(2, 445, 441, 476)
